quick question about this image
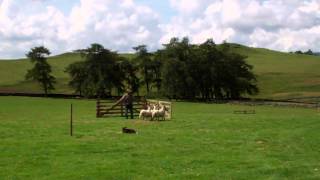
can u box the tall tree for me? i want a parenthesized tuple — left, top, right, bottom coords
(81, 43, 122, 97)
(25, 46, 56, 95)
(161, 58, 188, 99)
(151, 56, 162, 93)
(133, 45, 153, 94)
(159, 37, 258, 100)
(65, 61, 87, 96)
(219, 51, 258, 99)
(159, 37, 197, 99)
(118, 58, 141, 95)
(67, 43, 128, 97)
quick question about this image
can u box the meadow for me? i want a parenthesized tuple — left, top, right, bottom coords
(0, 45, 320, 101)
(1, 96, 319, 179)
(232, 45, 320, 100)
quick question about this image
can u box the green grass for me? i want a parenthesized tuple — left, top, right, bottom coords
(233, 46, 320, 100)
(0, 45, 320, 101)
(0, 53, 83, 93)
(1, 96, 320, 179)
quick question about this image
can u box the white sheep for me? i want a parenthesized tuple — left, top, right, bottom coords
(139, 104, 154, 120)
(151, 105, 167, 121)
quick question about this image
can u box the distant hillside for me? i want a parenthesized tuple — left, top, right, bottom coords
(0, 44, 320, 101)
(229, 44, 320, 101)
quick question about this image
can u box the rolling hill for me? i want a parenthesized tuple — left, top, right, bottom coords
(0, 45, 319, 101)
(231, 44, 320, 101)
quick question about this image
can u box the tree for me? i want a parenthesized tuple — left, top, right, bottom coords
(198, 39, 222, 99)
(159, 37, 196, 99)
(133, 45, 153, 94)
(161, 58, 188, 99)
(159, 37, 258, 100)
(79, 43, 122, 97)
(157, 38, 198, 98)
(65, 61, 87, 96)
(151, 56, 162, 93)
(25, 46, 56, 95)
(118, 58, 141, 95)
(66, 43, 131, 97)
(219, 51, 258, 99)
(295, 49, 316, 56)
(305, 49, 313, 55)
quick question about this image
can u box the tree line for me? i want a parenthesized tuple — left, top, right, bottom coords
(25, 37, 258, 100)
(291, 49, 320, 56)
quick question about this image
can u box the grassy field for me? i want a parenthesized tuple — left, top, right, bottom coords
(0, 45, 320, 101)
(0, 53, 83, 94)
(1, 96, 320, 179)
(231, 45, 320, 100)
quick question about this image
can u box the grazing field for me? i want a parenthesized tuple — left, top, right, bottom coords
(1, 96, 319, 179)
(0, 45, 320, 101)
(234, 45, 320, 101)
(0, 53, 83, 94)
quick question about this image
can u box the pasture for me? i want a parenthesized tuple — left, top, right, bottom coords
(0, 96, 319, 179)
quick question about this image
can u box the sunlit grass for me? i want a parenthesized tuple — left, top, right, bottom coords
(0, 96, 319, 179)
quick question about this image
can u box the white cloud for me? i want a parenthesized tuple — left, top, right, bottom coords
(0, 0, 161, 58)
(64, 0, 161, 51)
(169, 0, 212, 15)
(162, 0, 320, 52)
(250, 26, 320, 51)
(0, 0, 69, 58)
(0, 0, 320, 58)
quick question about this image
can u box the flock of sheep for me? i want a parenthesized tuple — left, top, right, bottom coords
(139, 103, 168, 121)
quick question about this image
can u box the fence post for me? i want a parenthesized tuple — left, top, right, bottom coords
(121, 104, 124, 117)
(170, 102, 173, 119)
(70, 104, 73, 136)
(96, 99, 100, 118)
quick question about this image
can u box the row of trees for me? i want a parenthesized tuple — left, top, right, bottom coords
(292, 49, 320, 56)
(26, 37, 259, 100)
(157, 38, 258, 99)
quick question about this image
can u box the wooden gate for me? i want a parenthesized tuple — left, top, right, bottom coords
(96, 97, 147, 118)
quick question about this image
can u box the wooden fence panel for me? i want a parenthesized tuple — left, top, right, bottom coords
(96, 97, 147, 118)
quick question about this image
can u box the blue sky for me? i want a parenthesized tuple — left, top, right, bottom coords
(0, 0, 319, 58)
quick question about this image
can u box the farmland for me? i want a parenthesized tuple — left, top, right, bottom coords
(1, 96, 319, 179)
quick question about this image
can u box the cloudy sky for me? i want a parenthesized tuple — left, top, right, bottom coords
(0, 0, 319, 58)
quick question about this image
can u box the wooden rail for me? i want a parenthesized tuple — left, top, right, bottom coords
(96, 97, 147, 118)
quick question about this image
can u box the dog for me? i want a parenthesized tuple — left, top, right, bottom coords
(122, 127, 136, 134)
